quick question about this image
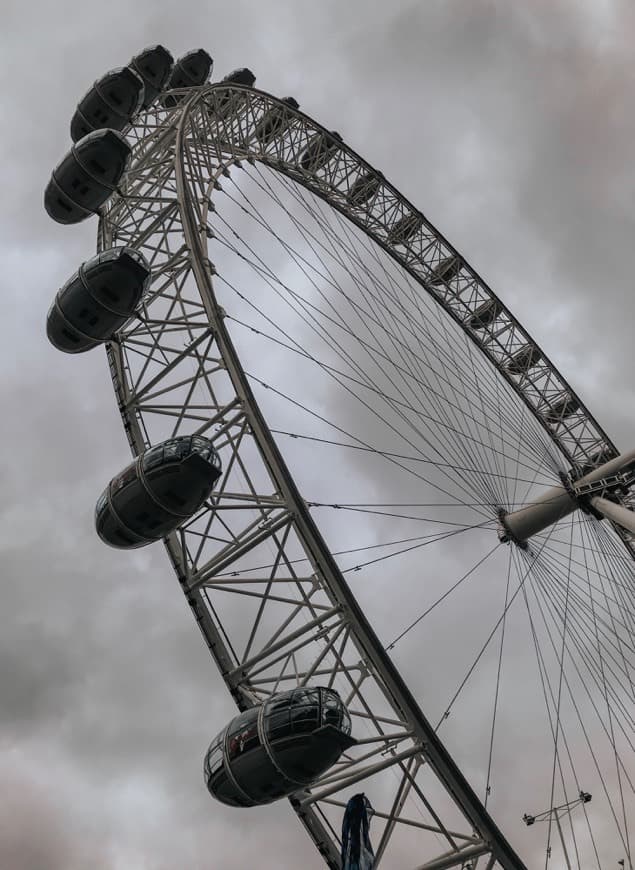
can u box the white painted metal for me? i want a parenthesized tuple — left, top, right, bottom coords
(91, 80, 635, 868)
(416, 841, 492, 869)
(500, 448, 635, 544)
(590, 496, 635, 536)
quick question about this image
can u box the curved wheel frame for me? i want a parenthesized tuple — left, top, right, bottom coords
(97, 83, 631, 868)
(147, 85, 635, 556)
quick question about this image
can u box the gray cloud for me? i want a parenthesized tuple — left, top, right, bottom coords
(2, 1, 634, 867)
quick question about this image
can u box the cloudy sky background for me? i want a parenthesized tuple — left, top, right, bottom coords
(2, 1, 635, 868)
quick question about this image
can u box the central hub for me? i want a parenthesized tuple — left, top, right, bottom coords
(497, 449, 635, 546)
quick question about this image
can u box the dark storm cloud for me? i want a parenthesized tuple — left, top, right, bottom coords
(2, 1, 634, 867)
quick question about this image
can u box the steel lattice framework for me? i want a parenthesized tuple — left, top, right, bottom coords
(95, 83, 635, 869)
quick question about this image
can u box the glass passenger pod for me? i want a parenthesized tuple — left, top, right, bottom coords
(129, 45, 174, 108)
(387, 212, 422, 246)
(204, 687, 355, 808)
(299, 130, 343, 173)
(44, 129, 131, 225)
(46, 247, 150, 353)
(221, 68, 256, 87)
(506, 343, 542, 375)
(164, 49, 213, 106)
(347, 171, 382, 207)
(544, 394, 580, 425)
(70, 67, 145, 142)
(213, 68, 257, 118)
(468, 298, 503, 330)
(95, 435, 222, 549)
(254, 97, 299, 146)
(428, 255, 463, 287)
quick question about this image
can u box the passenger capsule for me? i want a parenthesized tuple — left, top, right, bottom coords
(212, 68, 257, 118)
(299, 130, 343, 172)
(506, 344, 542, 375)
(130, 45, 174, 108)
(204, 687, 355, 808)
(544, 395, 580, 424)
(254, 97, 299, 146)
(428, 255, 462, 287)
(164, 49, 213, 106)
(70, 67, 144, 142)
(468, 298, 503, 330)
(95, 436, 222, 549)
(44, 129, 131, 224)
(347, 171, 381, 207)
(387, 212, 421, 246)
(221, 68, 256, 87)
(47, 247, 150, 353)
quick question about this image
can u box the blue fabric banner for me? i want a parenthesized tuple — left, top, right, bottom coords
(341, 793, 375, 870)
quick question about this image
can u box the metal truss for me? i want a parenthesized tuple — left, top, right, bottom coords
(96, 83, 632, 867)
(124, 84, 635, 557)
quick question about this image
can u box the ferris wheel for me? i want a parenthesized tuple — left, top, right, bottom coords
(44, 45, 635, 869)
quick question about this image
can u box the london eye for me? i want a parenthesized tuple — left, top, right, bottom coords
(44, 46, 635, 869)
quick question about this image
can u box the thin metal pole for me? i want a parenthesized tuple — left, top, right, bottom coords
(554, 812, 573, 870)
(414, 841, 491, 870)
(590, 496, 635, 536)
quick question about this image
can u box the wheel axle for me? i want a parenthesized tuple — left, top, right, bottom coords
(498, 448, 635, 545)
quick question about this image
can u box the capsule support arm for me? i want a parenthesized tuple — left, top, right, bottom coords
(589, 496, 635, 536)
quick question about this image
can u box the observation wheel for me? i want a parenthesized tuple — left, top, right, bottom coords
(44, 47, 635, 870)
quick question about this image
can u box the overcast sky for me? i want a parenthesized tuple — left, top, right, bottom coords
(2, 1, 635, 868)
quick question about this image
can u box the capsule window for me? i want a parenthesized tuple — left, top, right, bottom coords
(100, 284, 118, 303)
(266, 695, 292, 713)
(88, 158, 107, 176)
(341, 707, 351, 733)
(125, 248, 147, 268)
(143, 445, 164, 470)
(227, 709, 260, 759)
(163, 445, 180, 461)
(61, 327, 81, 344)
(227, 726, 259, 759)
(113, 526, 137, 546)
(322, 696, 343, 729)
(77, 307, 99, 327)
(290, 706, 319, 734)
(264, 695, 292, 741)
(64, 172, 97, 203)
(55, 198, 73, 214)
(162, 488, 187, 508)
(206, 741, 224, 777)
(111, 463, 137, 493)
(135, 511, 162, 531)
(96, 491, 108, 516)
(295, 689, 321, 713)
(266, 709, 290, 741)
(162, 440, 183, 460)
(70, 177, 89, 194)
